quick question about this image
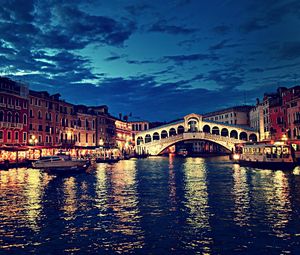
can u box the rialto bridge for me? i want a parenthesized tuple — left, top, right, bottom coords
(135, 113, 259, 155)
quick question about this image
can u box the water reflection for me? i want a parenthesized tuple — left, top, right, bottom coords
(168, 154, 177, 211)
(183, 157, 212, 253)
(99, 160, 144, 253)
(62, 177, 78, 220)
(232, 164, 250, 227)
(251, 169, 292, 239)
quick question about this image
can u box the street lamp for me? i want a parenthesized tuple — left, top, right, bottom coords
(29, 135, 38, 145)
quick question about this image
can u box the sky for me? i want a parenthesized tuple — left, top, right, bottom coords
(1, 0, 300, 121)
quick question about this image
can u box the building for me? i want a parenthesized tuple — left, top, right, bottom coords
(203, 105, 253, 126)
(283, 86, 300, 140)
(91, 105, 116, 148)
(0, 77, 29, 146)
(115, 118, 133, 152)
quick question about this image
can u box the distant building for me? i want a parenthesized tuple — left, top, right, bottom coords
(203, 105, 253, 126)
(0, 77, 29, 145)
(131, 121, 149, 145)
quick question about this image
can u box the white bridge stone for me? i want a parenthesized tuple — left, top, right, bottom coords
(135, 113, 259, 156)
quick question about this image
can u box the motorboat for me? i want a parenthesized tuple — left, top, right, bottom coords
(32, 155, 90, 173)
(232, 142, 296, 170)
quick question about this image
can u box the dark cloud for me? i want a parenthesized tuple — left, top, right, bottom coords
(163, 53, 218, 64)
(278, 42, 300, 60)
(148, 20, 197, 34)
(212, 25, 230, 35)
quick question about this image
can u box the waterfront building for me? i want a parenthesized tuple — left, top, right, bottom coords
(115, 118, 133, 152)
(91, 105, 116, 148)
(282, 86, 300, 139)
(0, 77, 29, 146)
(203, 105, 253, 126)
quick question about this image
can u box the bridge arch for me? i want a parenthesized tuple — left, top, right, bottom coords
(177, 125, 184, 134)
(161, 130, 168, 139)
(221, 128, 229, 137)
(153, 132, 160, 141)
(137, 136, 144, 145)
(230, 130, 238, 139)
(249, 133, 258, 142)
(239, 132, 248, 141)
(145, 134, 152, 143)
(169, 128, 177, 136)
(203, 125, 210, 133)
(212, 126, 220, 135)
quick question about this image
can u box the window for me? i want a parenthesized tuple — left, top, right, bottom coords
(38, 111, 42, 119)
(7, 112, 12, 122)
(15, 113, 19, 123)
(30, 109, 34, 118)
(23, 132, 27, 143)
(38, 135, 42, 143)
(7, 131, 11, 140)
(46, 136, 49, 143)
(0, 111, 3, 121)
(29, 124, 33, 130)
(86, 133, 88, 143)
(38, 125, 43, 131)
(23, 101, 27, 109)
(0, 130, 3, 140)
(15, 132, 19, 141)
(23, 114, 27, 125)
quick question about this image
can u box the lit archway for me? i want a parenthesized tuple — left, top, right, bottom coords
(212, 126, 220, 135)
(177, 125, 184, 134)
(203, 125, 211, 133)
(249, 133, 257, 142)
(221, 128, 229, 137)
(161, 130, 168, 139)
(137, 136, 144, 145)
(145, 134, 152, 143)
(153, 132, 160, 140)
(230, 130, 238, 139)
(239, 132, 248, 141)
(169, 128, 177, 136)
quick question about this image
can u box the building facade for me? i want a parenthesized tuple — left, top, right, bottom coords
(0, 77, 29, 146)
(203, 105, 253, 126)
(131, 121, 149, 145)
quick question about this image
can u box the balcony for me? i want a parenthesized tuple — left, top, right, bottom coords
(7, 104, 14, 109)
(0, 122, 23, 129)
(15, 106, 21, 110)
(0, 103, 6, 107)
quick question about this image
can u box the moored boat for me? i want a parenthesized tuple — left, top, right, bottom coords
(232, 142, 296, 170)
(32, 155, 90, 173)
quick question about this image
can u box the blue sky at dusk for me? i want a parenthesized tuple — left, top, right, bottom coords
(1, 0, 300, 121)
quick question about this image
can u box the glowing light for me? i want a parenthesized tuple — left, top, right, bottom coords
(233, 154, 240, 160)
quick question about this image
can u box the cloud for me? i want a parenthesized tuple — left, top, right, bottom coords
(148, 20, 197, 35)
(278, 42, 300, 60)
(212, 25, 230, 35)
(163, 53, 218, 64)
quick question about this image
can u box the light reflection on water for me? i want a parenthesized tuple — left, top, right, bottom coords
(0, 158, 300, 254)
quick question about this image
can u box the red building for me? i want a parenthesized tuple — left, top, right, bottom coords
(0, 77, 29, 146)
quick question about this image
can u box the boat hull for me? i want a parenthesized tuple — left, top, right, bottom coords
(234, 160, 297, 170)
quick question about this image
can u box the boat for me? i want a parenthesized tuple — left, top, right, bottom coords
(232, 142, 297, 170)
(95, 156, 120, 164)
(177, 148, 188, 157)
(32, 155, 90, 173)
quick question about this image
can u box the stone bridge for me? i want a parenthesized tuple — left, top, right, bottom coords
(135, 113, 259, 155)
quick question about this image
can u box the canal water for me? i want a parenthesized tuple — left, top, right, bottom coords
(1, 156, 300, 254)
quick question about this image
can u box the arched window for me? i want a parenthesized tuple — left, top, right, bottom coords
(15, 113, 20, 123)
(7, 112, 12, 122)
(188, 119, 198, 132)
(0, 111, 3, 122)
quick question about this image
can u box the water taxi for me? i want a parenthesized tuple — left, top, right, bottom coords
(232, 142, 296, 170)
